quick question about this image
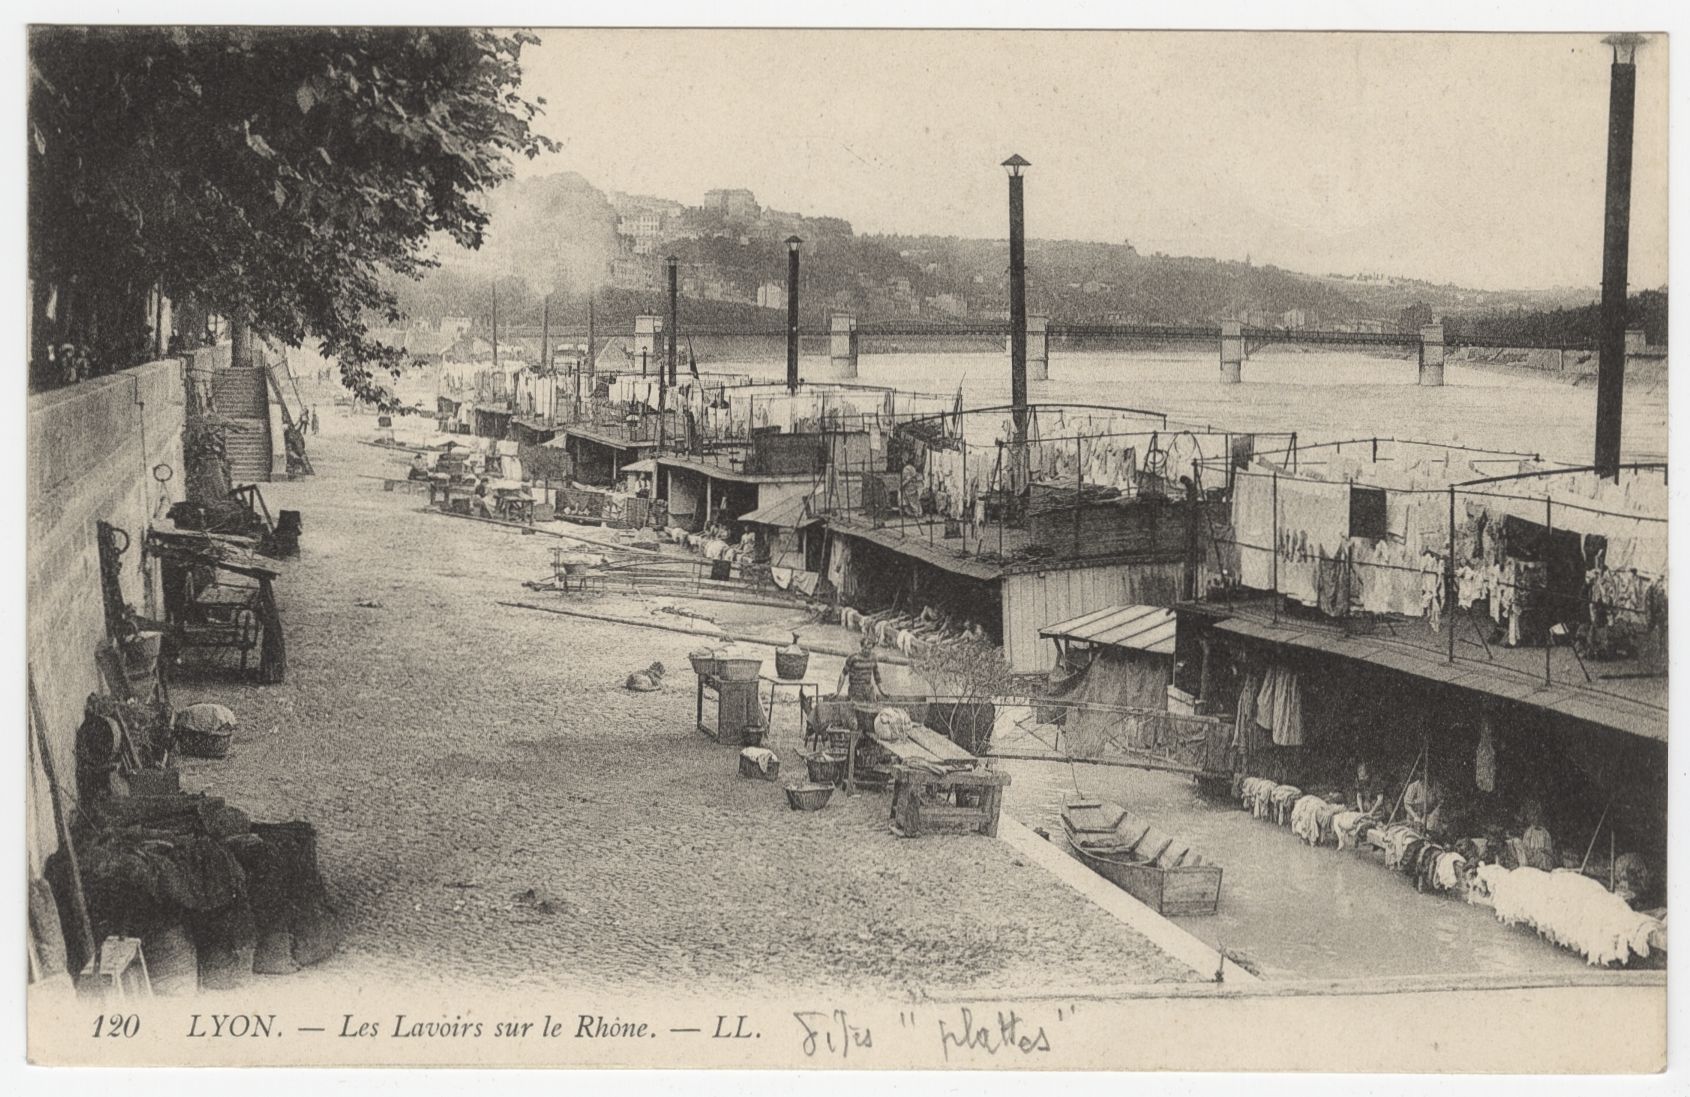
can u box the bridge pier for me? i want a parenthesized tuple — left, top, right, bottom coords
(1219, 321, 1243, 384)
(633, 315, 663, 374)
(1028, 314, 1050, 382)
(827, 312, 859, 380)
(1418, 323, 1445, 387)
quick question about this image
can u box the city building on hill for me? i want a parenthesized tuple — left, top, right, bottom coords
(611, 257, 658, 292)
(703, 187, 761, 222)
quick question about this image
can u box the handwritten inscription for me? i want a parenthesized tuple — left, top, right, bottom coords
(793, 1010, 872, 1059)
(936, 1007, 1051, 1062)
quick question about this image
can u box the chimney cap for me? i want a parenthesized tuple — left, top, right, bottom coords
(1602, 33, 1647, 63)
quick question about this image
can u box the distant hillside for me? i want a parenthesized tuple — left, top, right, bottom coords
(385, 170, 1633, 336)
(1449, 289, 1668, 348)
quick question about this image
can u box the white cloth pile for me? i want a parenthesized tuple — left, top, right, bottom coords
(1269, 784, 1303, 825)
(1236, 776, 1277, 819)
(1474, 864, 1663, 966)
(1289, 795, 1345, 847)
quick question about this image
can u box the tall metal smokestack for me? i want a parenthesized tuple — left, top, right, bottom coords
(1594, 34, 1644, 478)
(1003, 154, 1030, 449)
(786, 236, 803, 394)
(584, 294, 596, 408)
(666, 256, 679, 387)
(541, 294, 551, 370)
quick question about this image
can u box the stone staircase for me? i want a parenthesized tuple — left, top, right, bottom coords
(210, 367, 272, 484)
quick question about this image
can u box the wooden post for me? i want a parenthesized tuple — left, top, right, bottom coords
(28, 668, 96, 969)
(1448, 486, 1458, 663)
(1270, 470, 1279, 624)
(1544, 497, 1553, 685)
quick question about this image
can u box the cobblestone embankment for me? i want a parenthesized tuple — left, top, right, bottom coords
(172, 412, 1201, 997)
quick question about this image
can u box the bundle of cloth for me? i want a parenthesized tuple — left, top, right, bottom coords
(1269, 784, 1303, 826)
(1289, 795, 1347, 847)
(1377, 823, 1427, 871)
(1472, 864, 1665, 966)
(1331, 810, 1376, 850)
(1236, 776, 1278, 819)
(836, 605, 988, 657)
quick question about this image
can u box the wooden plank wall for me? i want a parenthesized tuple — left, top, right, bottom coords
(1000, 560, 1184, 672)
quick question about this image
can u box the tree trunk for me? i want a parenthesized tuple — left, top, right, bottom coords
(231, 312, 253, 368)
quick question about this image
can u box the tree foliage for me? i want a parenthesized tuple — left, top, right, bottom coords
(29, 26, 555, 401)
(1447, 289, 1668, 349)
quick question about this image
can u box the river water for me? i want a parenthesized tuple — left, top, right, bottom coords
(1000, 760, 1589, 980)
(715, 346, 1668, 464)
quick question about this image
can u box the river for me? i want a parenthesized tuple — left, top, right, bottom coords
(999, 759, 1590, 980)
(708, 346, 1668, 464)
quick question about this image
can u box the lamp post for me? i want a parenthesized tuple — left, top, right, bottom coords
(786, 235, 803, 393)
(1594, 34, 1644, 479)
(1003, 154, 1030, 454)
(666, 255, 679, 387)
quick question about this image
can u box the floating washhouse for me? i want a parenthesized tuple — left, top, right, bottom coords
(1171, 436, 1667, 894)
(802, 402, 1295, 672)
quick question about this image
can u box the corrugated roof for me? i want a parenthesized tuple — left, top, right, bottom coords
(1210, 616, 1666, 742)
(1039, 603, 1177, 655)
(740, 493, 820, 529)
(829, 518, 1004, 581)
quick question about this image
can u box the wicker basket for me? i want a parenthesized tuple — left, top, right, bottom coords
(774, 649, 810, 681)
(738, 751, 780, 781)
(803, 750, 847, 785)
(719, 656, 762, 682)
(784, 783, 834, 812)
(176, 727, 233, 759)
(688, 651, 723, 677)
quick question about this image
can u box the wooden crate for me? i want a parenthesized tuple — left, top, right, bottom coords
(889, 766, 1010, 838)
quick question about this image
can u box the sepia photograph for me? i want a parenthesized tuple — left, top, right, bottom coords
(18, 14, 1677, 1077)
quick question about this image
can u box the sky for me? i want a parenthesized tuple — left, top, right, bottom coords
(513, 29, 1669, 292)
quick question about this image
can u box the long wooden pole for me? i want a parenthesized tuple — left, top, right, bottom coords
(28, 667, 96, 967)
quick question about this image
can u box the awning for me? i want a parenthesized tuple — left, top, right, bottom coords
(1209, 615, 1666, 742)
(620, 458, 657, 475)
(1040, 603, 1176, 655)
(739, 493, 820, 529)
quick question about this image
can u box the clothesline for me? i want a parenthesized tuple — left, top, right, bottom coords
(1213, 534, 1661, 610)
(1249, 436, 1553, 462)
(1222, 464, 1668, 524)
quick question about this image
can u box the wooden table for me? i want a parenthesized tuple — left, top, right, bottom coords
(761, 675, 818, 748)
(880, 725, 1010, 838)
(695, 672, 764, 747)
(495, 491, 535, 525)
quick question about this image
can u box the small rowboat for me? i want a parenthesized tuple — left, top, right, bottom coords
(1061, 798, 1223, 916)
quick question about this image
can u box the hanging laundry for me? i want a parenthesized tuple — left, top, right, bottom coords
(1254, 665, 1305, 747)
(1475, 717, 1497, 793)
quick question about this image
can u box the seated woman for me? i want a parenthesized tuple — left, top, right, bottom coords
(471, 476, 495, 518)
(1402, 772, 1446, 836)
(1352, 761, 1385, 816)
(1515, 799, 1557, 871)
(408, 452, 432, 481)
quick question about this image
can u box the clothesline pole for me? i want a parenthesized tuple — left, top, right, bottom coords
(1447, 486, 1457, 664)
(1579, 799, 1611, 874)
(1542, 495, 1558, 686)
(1385, 742, 1426, 826)
(1073, 433, 1084, 558)
(1270, 470, 1280, 624)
